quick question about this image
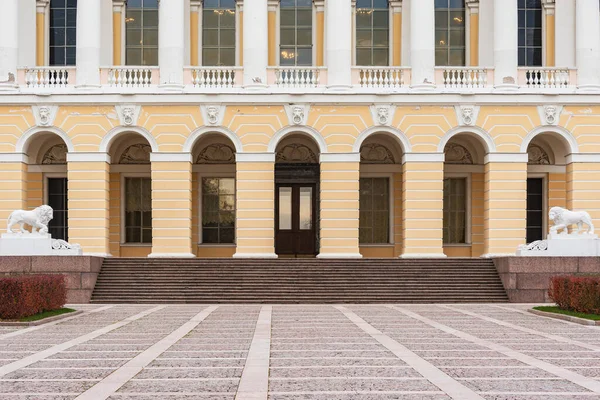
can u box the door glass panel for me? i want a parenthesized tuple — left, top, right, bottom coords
(299, 187, 312, 230)
(279, 187, 292, 230)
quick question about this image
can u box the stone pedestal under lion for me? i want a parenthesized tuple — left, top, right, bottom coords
(517, 207, 600, 256)
(0, 205, 82, 256)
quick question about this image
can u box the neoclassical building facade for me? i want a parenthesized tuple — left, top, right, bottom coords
(1, 0, 600, 259)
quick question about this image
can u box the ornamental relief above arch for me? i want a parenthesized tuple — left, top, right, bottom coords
(119, 143, 152, 164)
(42, 144, 68, 165)
(196, 143, 236, 164)
(444, 143, 474, 164)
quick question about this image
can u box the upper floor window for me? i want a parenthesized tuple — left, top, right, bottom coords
(126, 0, 159, 66)
(203, 0, 236, 66)
(356, 0, 389, 66)
(435, 0, 465, 66)
(50, 0, 77, 66)
(518, 0, 542, 66)
(280, 0, 313, 66)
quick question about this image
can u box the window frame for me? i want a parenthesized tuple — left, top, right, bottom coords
(358, 173, 394, 246)
(277, 0, 315, 67)
(120, 173, 152, 246)
(124, 0, 160, 66)
(526, 172, 548, 241)
(48, 0, 78, 66)
(43, 173, 69, 241)
(197, 172, 237, 246)
(354, 0, 391, 67)
(201, 0, 238, 67)
(442, 172, 471, 246)
(434, 0, 467, 67)
(518, 0, 543, 67)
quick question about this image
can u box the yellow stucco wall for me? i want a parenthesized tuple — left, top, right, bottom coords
(1, 103, 598, 257)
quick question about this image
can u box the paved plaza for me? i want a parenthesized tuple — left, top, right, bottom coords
(0, 304, 599, 399)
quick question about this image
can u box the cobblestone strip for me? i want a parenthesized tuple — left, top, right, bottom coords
(442, 305, 600, 351)
(0, 305, 165, 378)
(74, 305, 218, 400)
(390, 305, 600, 394)
(235, 305, 272, 400)
(0, 305, 115, 341)
(335, 305, 484, 400)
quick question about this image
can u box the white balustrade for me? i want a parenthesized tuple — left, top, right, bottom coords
(521, 68, 571, 88)
(107, 67, 153, 87)
(24, 68, 72, 88)
(440, 68, 488, 89)
(188, 67, 240, 88)
(272, 67, 322, 88)
(354, 67, 406, 89)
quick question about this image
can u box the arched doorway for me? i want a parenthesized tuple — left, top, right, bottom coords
(274, 134, 320, 257)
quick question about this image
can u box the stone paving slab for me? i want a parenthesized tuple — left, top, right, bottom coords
(0, 304, 598, 399)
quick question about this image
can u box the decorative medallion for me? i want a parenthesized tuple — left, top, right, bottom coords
(360, 143, 395, 164)
(201, 105, 226, 126)
(32, 105, 58, 127)
(196, 143, 236, 164)
(369, 104, 396, 126)
(444, 143, 473, 164)
(119, 143, 151, 164)
(537, 104, 563, 126)
(121, 107, 135, 126)
(455, 105, 480, 126)
(284, 104, 310, 126)
(115, 105, 141, 126)
(41, 144, 67, 164)
(39, 107, 51, 126)
(292, 106, 304, 125)
(527, 144, 550, 165)
(276, 144, 318, 164)
(544, 105, 557, 124)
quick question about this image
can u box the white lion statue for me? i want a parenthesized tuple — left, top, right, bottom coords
(549, 206, 594, 235)
(7, 205, 54, 234)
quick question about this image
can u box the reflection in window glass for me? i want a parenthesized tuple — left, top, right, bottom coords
(443, 178, 466, 244)
(518, 0, 542, 66)
(50, 0, 77, 66)
(202, 178, 235, 244)
(280, 0, 313, 66)
(279, 187, 292, 230)
(359, 178, 389, 244)
(356, 0, 389, 66)
(125, 177, 152, 243)
(299, 187, 312, 230)
(125, 0, 159, 65)
(435, 0, 465, 66)
(203, 0, 236, 66)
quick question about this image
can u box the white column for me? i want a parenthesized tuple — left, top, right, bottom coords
(243, 0, 268, 88)
(576, 0, 600, 90)
(410, 0, 435, 91)
(493, 0, 518, 91)
(75, 0, 102, 88)
(0, 0, 19, 89)
(159, 0, 185, 88)
(325, 0, 352, 89)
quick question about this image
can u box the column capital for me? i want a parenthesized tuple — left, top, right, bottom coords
(389, 0, 402, 13)
(190, 0, 203, 12)
(268, 0, 279, 11)
(313, 0, 325, 12)
(36, 0, 50, 13)
(112, 0, 126, 12)
(465, 0, 479, 14)
(236, 0, 244, 11)
(542, 0, 555, 15)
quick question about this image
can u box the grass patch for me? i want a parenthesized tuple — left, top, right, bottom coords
(533, 306, 600, 321)
(18, 308, 76, 322)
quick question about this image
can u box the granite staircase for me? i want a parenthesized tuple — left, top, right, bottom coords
(90, 258, 508, 303)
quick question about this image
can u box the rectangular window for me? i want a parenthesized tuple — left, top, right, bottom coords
(435, 0, 465, 66)
(526, 178, 544, 243)
(49, 0, 77, 66)
(518, 0, 542, 66)
(125, 0, 159, 66)
(125, 177, 152, 244)
(359, 177, 390, 244)
(356, 0, 389, 66)
(443, 177, 467, 244)
(203, 0, 237, 66)
(202, 177, 235, 243)
(280, 0, 313, 66)
(47, 177, 68, 241)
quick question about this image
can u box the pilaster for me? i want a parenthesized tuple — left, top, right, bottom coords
(112, 1, 126, 65)
(149, 153, 195, 258)
(390, 1, 402, 67)
(190, 0, 202, 66)
(268, 0, 279, 66)
(542, 0, 555, 66)
(466, 0, 479, 66)
(67, 153, 111, 256)
(0, 156, 27, 226)
(36, 0, 50, 66)
(317, 154, 362, 259)
(566, 160, 600, 229)
(314, 0, 325, 66)
(400, 154, 445, 258)
(233, 153, 277, 258)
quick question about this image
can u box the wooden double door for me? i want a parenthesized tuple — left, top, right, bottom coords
(275, 164, 319, 257)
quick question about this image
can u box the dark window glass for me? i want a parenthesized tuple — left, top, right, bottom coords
(202, 178, 235, 244)
(443, 178, 467, 244)
(356, 0, 389, 66)
(280, 0, 313, 66)
(125, 178, 152, 243)
(203, 0, 236, 66)
(526, 178, 544, 243)
(47, 178, 68, 241)
(359, 178, 389, 244)
(435, 0, 465, 66)
(49, 0, 77, 66)
(518, 0, 542, 66)
(126, 1, 159, 65)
